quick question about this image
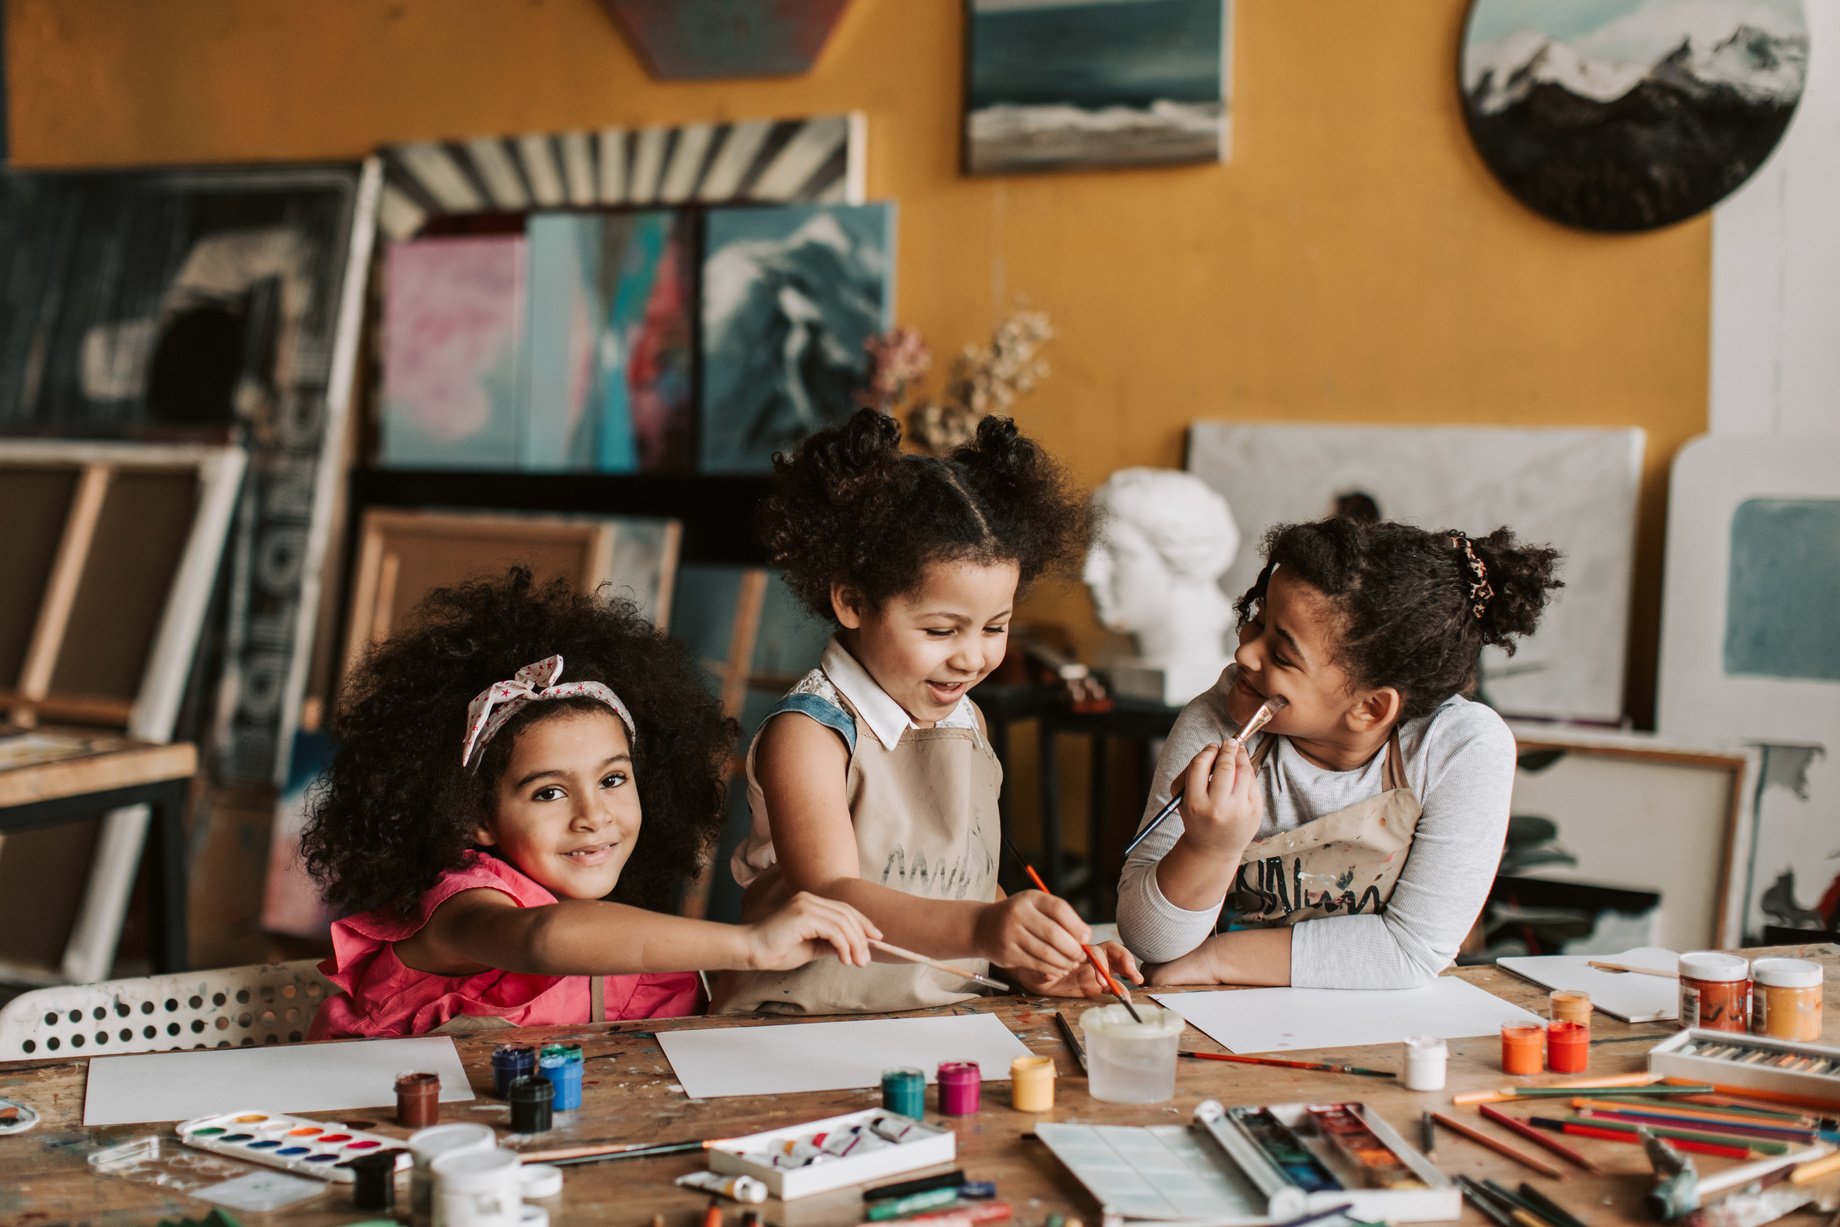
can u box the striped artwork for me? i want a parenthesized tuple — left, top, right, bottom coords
(379, 113, 864, 240)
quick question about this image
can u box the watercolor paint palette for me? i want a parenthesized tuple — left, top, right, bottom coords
(708, 1107, 954, 1199)
(1040, 1101, 1458, 1225)
(175, 1111, 411, 1183)
(1649, 1030, 1840, 1107)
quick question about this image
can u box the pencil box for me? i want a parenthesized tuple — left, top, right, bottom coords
(1648, 1029, 1840, 1107)
(175, 1110, 412, 1183)
(707, 1107, 955, 1199)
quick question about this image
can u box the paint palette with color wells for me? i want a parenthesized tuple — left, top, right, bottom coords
(176, 1111, 411, 1182)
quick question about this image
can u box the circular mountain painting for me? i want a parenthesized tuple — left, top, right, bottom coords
(1460, 0, 1808, 231)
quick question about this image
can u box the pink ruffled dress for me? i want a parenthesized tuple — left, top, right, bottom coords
(309, 850, 702, 1039)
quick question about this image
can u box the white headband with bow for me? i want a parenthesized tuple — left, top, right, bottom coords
(460, 654, 636, 769)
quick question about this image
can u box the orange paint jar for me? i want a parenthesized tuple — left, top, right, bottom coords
(1546, 1020, 1589, 1073)
(1751, 958, 1823, 1042)
(1500, 1023, 1545, 1075)
(1678, 952, 1751, 1033)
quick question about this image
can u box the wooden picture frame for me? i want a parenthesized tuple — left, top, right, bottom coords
(1506, 723, 1755, 951)
(0, 441, 245, 984)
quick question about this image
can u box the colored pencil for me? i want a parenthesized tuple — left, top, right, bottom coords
(1477, 1103, 1603, 1173)
(1569, 1098, 1824, 1141)
(1517, 1182, 1590, 1227)
(1791, 1150, 1840, 1185)
(1427, 1111, 1566, 1178)
(1504, 1083, 1715, 1099)
(1525, 1117, 1752, 1160)
(1121, 696, 1287, 858)
(869, 939, 1009, 992)
(1454, 1176, 1519, 1227)
(1178, 1050, 1395, 1078)
(1480, 1179, 1562, 1227)
(1052, 1009, 1088, 1075)
(1585, 960, 1676, 978)
(1003, 835, 1141, 1022)
(1451, 1072, 1659, 1105)
(1557, 1113, 1787, 1153)
(521, 1138, 721, 1164)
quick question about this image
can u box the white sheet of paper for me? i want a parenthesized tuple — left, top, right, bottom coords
(1152, 977, 1543, 1054)
(1497, 947, 1680, 1022)
(83, 1037, 474, 1126)
(658, 1013, 1032, 1099)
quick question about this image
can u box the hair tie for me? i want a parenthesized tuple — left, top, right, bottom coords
(1447, 532, 1495, 620)
(460, 654, 636, 769)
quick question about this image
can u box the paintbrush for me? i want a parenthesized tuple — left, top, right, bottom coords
(1122, 695, 1287, 858)
(1001, 834, 1143, 1022)
(1178, 1050, 1395, 1078)
(517, 1137, 725, 1165)
(1053, 1009, 1088, 1075)
(1586, 960, 1677, 978)
(870, 938, 1009, 992)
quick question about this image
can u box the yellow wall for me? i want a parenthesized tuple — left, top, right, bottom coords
(5, 0, 1707, 724)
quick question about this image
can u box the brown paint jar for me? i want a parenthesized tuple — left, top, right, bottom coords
(395, 1071, 441, 1129)
(1678, 952, 1751, 1033)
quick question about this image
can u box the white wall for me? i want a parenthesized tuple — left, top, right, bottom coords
(1710, 1, 1840, 437)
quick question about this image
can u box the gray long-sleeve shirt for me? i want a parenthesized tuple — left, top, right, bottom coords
(1115, 668, 1515, 988)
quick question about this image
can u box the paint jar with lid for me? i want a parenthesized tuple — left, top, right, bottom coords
(1679, 952, 1751, 1033)
(1081, 1003, 1184, 1104)
(936, 1061, 981, 1116)
(1402, 1035, 1447, 1091)
(1010, 1055, 1056, 1112)
(1500, 1023, 1545, 1075)
(349, 1150, 399, 1213)
(881, 1067, 925, 1119)
(1546, 1020, 1589, 1073)
(491, 1044, 536, 1098)
(1549, 990, 1592, 1028)
(407, 1122, 496, 1227)
(1751, 958, 1823, 1041)
(396, 1071, 441, 1128)
(537, 1043, 584, 1111)
(508, 1076, 554, 1136)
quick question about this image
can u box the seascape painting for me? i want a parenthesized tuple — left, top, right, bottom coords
(379, 233, 527, 469)
(965, 0, 1229, 174)
(698, 202, 893, 472)
(1460, 0, 1808, 231)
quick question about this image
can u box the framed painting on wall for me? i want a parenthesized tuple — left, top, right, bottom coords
(964, 0, 1231, 174)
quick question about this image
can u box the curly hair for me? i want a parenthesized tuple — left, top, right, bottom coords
(1233, 519, 1563, 721)
(760, 409, 1085, 620)
(299, 569, 734, 921)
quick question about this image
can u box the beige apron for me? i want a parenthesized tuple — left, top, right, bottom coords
(710, 698, 1002, 1016)
(1221, 731, 1423, 926)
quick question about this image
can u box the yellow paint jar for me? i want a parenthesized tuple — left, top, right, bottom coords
(1010, 1055, 1056, 1112)
(1751, 958, 1823, 1042)
(1550, 989, 1592, 1027)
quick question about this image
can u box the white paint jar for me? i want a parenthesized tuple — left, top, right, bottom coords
(431, 1146, 523, 1227)
(408, 1122, 496, 1226)
(1403, 1034, 1447, 1091)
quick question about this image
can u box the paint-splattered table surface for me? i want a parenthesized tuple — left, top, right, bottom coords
(2, 946, 1836, 1226)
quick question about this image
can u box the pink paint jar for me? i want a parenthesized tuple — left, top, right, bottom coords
(936, 1061, 981, 1116)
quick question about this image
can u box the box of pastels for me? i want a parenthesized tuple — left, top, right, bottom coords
(1648, 1030, 1840, 1105)
(706, 1107, 954, 1199)
(175, 1111, 411, 1182)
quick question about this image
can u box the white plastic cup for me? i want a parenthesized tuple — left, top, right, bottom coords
(1403, 1035, 1448, 1091)
(408, 1123, 497, 1226)
(431, 1145, 523, 1227)
(1080, 1003, 1185, 1104)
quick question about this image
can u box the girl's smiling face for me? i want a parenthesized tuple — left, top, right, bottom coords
(1230, 567, 1399, 766)
(476, 707, 641, 899)
(834, 558, 1021, 725)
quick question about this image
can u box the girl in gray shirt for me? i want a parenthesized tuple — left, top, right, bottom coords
(1116, 518, 1563, 989)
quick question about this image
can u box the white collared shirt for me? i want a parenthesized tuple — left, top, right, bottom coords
(819, 637, 979, 752)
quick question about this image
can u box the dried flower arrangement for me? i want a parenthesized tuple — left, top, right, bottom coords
(859, 307, 1053, 455)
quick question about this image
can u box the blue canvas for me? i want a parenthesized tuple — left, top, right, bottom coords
(698, 202, 894, 473)
(523, 214, 602, 471)
(1724, 498, 1840, 682)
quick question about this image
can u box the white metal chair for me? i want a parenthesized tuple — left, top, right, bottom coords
(0, 959, 330, 1062)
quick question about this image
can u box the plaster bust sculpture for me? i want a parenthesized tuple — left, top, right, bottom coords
(1083, 468, 1239, 706)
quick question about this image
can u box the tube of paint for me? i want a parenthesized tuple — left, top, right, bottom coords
(675, 1171, 768, 1204)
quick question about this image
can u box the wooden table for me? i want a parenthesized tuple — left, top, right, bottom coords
(0, 729, 197, 974)
(3, 947, 1836, 1225)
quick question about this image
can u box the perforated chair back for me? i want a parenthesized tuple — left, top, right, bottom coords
(0, 960, 331, 1062)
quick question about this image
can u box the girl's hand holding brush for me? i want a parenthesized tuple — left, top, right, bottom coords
(1014, 939, 1143, 999)
(1176, 738, 1267, 857)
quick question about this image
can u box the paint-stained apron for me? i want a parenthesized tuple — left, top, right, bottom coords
(710, 714, 1002, 1016)
(1221, 731, 1422, 926)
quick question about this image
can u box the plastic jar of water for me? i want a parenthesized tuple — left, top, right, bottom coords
(1080, 1003, 1185, 1103)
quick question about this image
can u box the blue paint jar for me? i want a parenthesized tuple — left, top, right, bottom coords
(491, 1043, 536, 1098)
(538, 1043, 584, 1112)
(881, 1067, 925, 1119)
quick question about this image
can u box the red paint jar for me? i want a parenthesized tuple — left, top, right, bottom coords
(1678, 952, 1751, 1033)
(936, 1061, 981, 1116)
(1546, 1020, 1589, 1073)
(1500, 1023, 1545, 1076)
(395, 1071, 440, 1128)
